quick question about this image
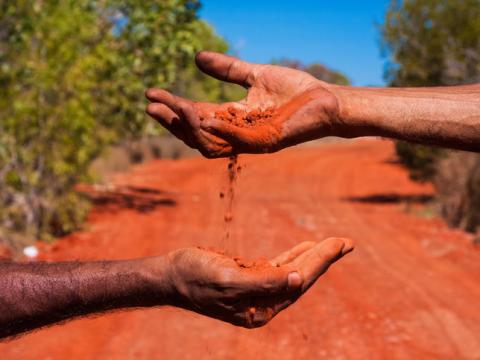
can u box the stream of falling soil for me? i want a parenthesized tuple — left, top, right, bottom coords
(220, 155, 240, 251)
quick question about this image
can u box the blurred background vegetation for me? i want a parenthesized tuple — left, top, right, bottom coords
(0, 0, 236, 247)
(0, 0, 479, 251)
(0, 0, 348, 250)
(381, 0, 480, 234)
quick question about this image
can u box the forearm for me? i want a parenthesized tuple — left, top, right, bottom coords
(0, 257, 170, 339)
(331, 84, 480, 152)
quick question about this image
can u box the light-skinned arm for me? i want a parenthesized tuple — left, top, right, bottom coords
(145, 51, 480, 157)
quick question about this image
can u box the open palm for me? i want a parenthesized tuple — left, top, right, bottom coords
(166, 238, 353, 328)
(146, 51, 340, 158)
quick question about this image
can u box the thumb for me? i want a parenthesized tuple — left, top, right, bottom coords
(195, 51, 256, 88)
(241, 266, 304, 296)
(291, 237, 354, 292)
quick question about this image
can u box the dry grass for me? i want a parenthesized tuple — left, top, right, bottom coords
(434, 151, 480, 235)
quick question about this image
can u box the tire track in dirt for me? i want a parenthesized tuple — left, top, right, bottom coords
(323, 142, 480, 359)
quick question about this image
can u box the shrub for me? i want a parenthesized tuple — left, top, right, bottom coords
(381, 0, 480, 236)
(0, 1, 230, 243)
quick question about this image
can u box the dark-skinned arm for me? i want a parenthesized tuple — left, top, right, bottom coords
(0, 258, 166, 339)
(0, 238, 353, 339)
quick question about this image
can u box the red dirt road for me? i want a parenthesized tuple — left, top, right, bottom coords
(2, 140, 480, 359)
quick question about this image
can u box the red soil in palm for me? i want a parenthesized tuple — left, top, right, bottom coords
(214, 106, 275, 128)
(2, 140, 480, 359)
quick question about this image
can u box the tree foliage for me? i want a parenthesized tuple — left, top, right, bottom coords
(381, 0, 480, 181)
(381, 0, 480, 233)
(0, 0, 231, 243)
(169, 22, 246, 103)
(382, 0, 480, 86)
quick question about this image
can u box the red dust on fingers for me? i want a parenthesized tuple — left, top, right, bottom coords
(200, 107, 281, 152)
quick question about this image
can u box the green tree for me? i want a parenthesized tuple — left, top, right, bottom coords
(383, 0, 480, 87)
(0, 0, 229, 244)
(169, 21, 247, 103)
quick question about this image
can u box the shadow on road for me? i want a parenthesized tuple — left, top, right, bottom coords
(83, 185, 176, 213)
(344, 193, 433, 204)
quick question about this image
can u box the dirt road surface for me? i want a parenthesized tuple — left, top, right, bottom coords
(2, 140, 480, 359)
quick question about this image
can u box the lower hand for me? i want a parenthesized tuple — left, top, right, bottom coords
(159, 238, 353, 328)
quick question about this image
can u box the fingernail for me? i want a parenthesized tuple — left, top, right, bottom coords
(287, 272, 302, 289)
(341, 239, 355, 255)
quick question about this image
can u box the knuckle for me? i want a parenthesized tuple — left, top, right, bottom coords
(247, 66, 260, 84)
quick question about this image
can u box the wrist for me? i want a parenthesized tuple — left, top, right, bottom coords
(134, 255, 175, 307)
(327, 85, 382, 138)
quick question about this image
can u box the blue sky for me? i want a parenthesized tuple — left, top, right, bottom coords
(200, 0, 391, 86)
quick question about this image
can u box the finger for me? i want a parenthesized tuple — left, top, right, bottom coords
(270, 241, 317, 266)
(146, 88, 202, 132)
(146, 102, 177, 126)
(291, 237, 354, 293)
(239, 266, 303, 297)
(200, 119, 252, 146)
(176, 101, 201, 130)
(146, 103, 184, 137)
(196, 130, 234, 158)
(145, 88, 192, 114)
(145, 88, 182, 105)
(146, 103, 196, 148)
(195, 51, 257, 88)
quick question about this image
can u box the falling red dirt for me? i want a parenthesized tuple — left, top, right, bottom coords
(2, 140, 480, 359)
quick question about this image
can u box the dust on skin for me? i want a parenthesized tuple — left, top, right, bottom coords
(194, 246, 277, 270)
(196, 88, 337, 158)
(195, 246, 279, 326)
(213, 107, 276, 128)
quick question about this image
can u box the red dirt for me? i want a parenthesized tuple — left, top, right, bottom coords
(214, 106, 275, 128)
(234, 256, 271, 270)
(2, 140, 480, 359)
(222, 155, 239, 246)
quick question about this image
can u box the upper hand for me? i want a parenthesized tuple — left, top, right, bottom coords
(145, 51, 341, 158)
(162, 238, 353, 328)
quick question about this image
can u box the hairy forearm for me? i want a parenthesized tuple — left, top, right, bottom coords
(0, 257, 170, 339)
(331, 84, 480, 152)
